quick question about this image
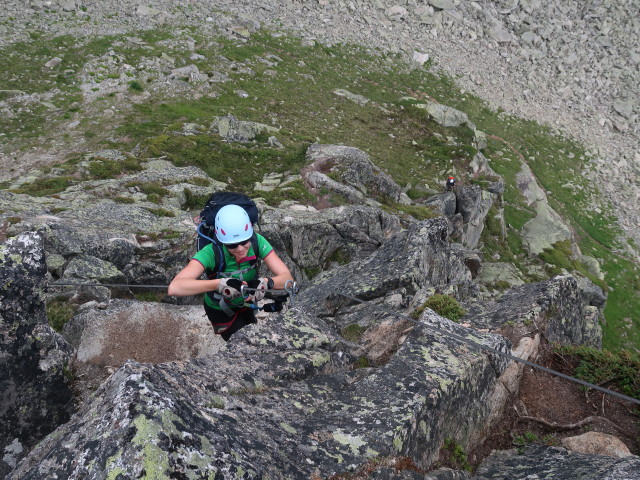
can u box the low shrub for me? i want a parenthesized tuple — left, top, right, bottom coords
(412, 294, 466, 322)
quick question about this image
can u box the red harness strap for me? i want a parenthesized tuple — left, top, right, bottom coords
(210, 307, 251, 334)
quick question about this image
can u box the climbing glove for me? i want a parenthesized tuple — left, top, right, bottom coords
(217, 278, 243, 299)
(247, 277, 274, 302)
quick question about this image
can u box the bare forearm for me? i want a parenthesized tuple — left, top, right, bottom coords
(167, 278, 218, 296)
(270, 273, 294, 290)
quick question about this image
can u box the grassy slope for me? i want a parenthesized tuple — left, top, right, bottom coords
(1, 28, 638, 351)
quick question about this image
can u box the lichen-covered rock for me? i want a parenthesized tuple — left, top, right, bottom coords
(260, 204, 401, 276)
(0, 160, 217, 300)
(7, 218, 509, 479)
(7, 300, 510, 479)
(423, 191, 457, 217)
(297, 216, 475, 330)
(304, 143, 412, 205)
(0, 232, 75, 478)
(464, 275, 603, 347)
(210, 114, 279, 142)
(473, 445, 640, 480)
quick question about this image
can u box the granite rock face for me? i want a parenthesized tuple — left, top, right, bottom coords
(304, 143, 412, 205)
(464, 274, 603, 348)
(6, 218, 509, 479)
(0, 232, 75, 478)
(474, 445, 640, 480)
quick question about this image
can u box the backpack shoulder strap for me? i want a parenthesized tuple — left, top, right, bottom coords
(204, 242, 226, 279)
(250, 234, 260, 261)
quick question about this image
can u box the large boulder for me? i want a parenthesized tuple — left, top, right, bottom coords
(464, 275, 603, 348)
(515, 162, 573, 255)
(474, 445, 640, 479)
(304, 143, 412, 205)
(297, 216, 477, 332)
(454, 185, 494, 249)
(0, 232, 75, 478)
(209, 115, 279, 142)
(62, 300, 223, 365)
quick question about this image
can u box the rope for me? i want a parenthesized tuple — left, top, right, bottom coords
(48, 280, 640, 405)
(50, 282, 169, 289)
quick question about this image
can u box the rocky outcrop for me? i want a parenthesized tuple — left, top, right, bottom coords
(454, 185, 495, 250)
(3, 229, 617, 480)
(1, 214, 621, 479)
(6, 217, 512, 479)
(260, 203, 402, 279)
(62, 300, 223, 365)
(464, 275, 603, 348)
(0, 159, 218, 302)
(303, 143, 412, 205)
(0, 232, 75, 478)
(474, 445, 640, 480)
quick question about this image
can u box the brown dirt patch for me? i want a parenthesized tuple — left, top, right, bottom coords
(468, 340, 640, 470)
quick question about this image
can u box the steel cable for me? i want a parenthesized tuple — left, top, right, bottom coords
(48, 281, 640, 405)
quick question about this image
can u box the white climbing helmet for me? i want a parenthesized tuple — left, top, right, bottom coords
(214, 204, 253, 244)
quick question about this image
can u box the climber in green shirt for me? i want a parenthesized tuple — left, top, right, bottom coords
(168, 204, 293, 341)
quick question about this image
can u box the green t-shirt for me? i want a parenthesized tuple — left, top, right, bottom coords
(193, 233, 273, 309)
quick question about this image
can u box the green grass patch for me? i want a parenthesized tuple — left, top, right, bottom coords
(11, 176, 74, 196)
(539, 240, 607, 290)
(258, 179, 317, 206)
(143, 133, 307, 194)
(87, 158, 140, 179)
(146, 207, 175, 217)
(383, 202, 439, 221)
(132, 291, 165, 302)
(412, 294, 466, 322)
(113, 196, 135, 204)
(47, 299, 77, 332)
(341, 324, 367, 343)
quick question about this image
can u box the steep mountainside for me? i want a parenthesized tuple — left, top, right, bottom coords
(1, 1, 639, 479)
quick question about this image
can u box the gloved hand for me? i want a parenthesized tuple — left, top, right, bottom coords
(246, 277, 273, 302)
(217, 278, 243, 299)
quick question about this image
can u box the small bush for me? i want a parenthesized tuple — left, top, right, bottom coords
(88, 159, 122, 179)
(183, 188, 209, 210)
(553, 344, 640, 400)
(133, 291, 164, 302)
(187, 176, 211, 187)
(11, 176, 73, 196)
(113, 196, 135, 204)
(128, 80, 143, 92)
(47, 300, 76, 332)
(440, 438, 471, 471)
